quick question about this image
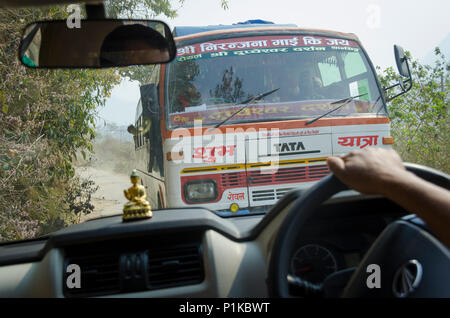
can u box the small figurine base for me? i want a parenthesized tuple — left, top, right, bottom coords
(122, 207, 152, 222)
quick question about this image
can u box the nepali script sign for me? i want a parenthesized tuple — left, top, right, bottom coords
(169, 100, 371, 127)
(337, 135, 379, 149)
(176, 35, 359, 58)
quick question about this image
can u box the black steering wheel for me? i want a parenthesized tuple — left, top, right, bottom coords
(268, 163, 450, 297)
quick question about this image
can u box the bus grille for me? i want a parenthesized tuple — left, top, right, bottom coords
(221, 172, 246, 188)
(248, 164, 329, 185)
(251, 187, 294, 202)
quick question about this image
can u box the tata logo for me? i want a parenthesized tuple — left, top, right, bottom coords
(274, 142, 305, 153)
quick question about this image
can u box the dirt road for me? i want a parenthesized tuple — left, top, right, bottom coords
(76, 166, 129, 221)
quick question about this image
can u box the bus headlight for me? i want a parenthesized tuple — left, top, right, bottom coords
(184, 180, 218, 203)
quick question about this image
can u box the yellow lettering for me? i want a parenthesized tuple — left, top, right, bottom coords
(265, 107, 278, 114)
(251, 108, 263, 115)
(280, 106, 291, 113)
(237, 108, 251, 116)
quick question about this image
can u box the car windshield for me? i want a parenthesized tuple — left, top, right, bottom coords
(1, 0, 448, 244)
(166, 35, 385, 128)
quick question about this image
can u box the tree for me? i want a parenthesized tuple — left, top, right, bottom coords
(105, 0, 178, 18)
(0, 0, 231, 241)
(378, 48, 449, 173)
(104, 0, 228, 18)
(0, 6, 121, 241)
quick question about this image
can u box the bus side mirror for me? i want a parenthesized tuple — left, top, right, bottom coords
(140, 84, 160, 119)
(394, 45, 409, 77)
(383, 45, 413, 102)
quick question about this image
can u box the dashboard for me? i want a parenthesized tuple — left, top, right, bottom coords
(0, 190, 408, 298)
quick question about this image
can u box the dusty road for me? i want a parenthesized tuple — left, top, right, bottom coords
(76, 166, 129, 221)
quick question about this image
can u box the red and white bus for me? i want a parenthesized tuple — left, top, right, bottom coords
(132, 22, 410, 216)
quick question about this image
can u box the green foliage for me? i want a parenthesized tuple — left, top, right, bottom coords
(119, 64, 157, 85)
(221, 0, 229, 10)
(104, 0, 229, 18)
(105, 0, 179, 18)
(0, 6, 119, 241)
(378, 49, 449, 173)
(0, 0, 229, 242)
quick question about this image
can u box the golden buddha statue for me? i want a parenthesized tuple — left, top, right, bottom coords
(123, 170, 152, 221)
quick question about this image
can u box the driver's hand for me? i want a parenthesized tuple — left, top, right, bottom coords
(327, 148, 410, 195)
(329, 148, 450, 249)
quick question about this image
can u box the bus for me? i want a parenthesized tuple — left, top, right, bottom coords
(131, 21, 411, 216)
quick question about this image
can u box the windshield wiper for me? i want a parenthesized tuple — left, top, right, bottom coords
(305, 92, 368, 126)
(211, 88, 279, 130)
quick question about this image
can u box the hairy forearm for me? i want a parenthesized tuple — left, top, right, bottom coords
(381, 171, 450, 248)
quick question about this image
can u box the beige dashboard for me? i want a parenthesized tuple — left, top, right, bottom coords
(0, 191, 395, 298)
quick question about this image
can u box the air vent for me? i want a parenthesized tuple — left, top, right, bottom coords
(248, 164, 329, 185)
(251, 187, 294, 202)
(275, 187, 294, 200)
(147, 243, 204, 289)
(221, 172, 246, 188)
(64, 253, 120, 297)
(252, 189, 275, 202)
(63, 232, 204, 297)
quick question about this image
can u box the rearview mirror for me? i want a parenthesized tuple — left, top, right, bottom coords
(19, 19, 176, 68)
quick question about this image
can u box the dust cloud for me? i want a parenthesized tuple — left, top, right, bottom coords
(75, 128, 137, 221)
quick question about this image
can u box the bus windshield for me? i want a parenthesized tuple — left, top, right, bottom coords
(166, 34, 385, 128)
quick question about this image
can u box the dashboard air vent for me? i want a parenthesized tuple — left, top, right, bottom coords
(64, 253, 120, 297)
(147, 243, 204, 289)
(63, 232, 204, 297)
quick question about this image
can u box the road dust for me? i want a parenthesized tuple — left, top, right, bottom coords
(75, 136, 136, 222)
(76, 166, 129, 221)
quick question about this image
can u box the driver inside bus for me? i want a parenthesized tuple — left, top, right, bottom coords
(177, 81, 201, 108)
(298, 69, 325, 100)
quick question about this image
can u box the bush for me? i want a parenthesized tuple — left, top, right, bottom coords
(0, 7, 117, 242)
(378, 48, 449, 173)
(0, 127, 98, 241)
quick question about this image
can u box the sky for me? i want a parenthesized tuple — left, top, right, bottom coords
(98, 0, 450, 126)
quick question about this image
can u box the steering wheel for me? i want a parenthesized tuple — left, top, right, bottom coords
(268, 163, 450, 297)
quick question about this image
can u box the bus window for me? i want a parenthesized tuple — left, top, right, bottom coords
(166, 35, 386, 128)
(344, 51, 367, 78)
(318, 55, 341, 87)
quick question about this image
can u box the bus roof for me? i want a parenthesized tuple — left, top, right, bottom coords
(173, 23, 360, 43)
(173, 20, 297, 37)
